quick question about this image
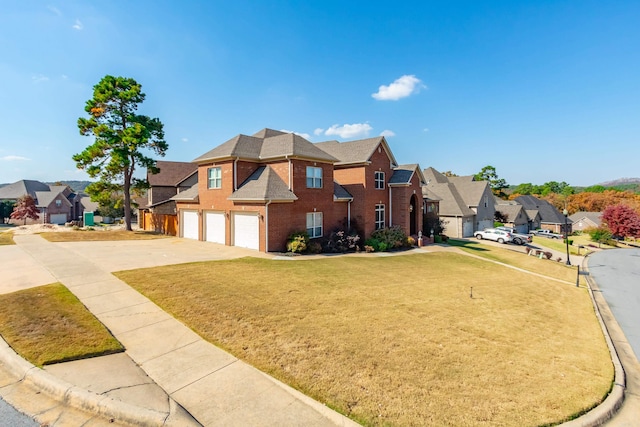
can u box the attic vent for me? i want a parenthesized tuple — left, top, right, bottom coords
(378, 147, 381, 153)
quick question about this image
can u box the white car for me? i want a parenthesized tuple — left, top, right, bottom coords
(473, 228, 513, 244)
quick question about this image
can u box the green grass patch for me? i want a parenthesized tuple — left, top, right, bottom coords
(0, 283, 123, 366)
(41, 230, 167, 242)
(115, 253, 612, 426)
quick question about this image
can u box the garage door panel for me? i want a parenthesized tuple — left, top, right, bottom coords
(205, 212, 225, 244)
(233, 214, 259, 250)
(182, 211, 199, 240)
(50, 214, 68, 225)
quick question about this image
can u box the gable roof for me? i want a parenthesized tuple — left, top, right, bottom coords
(389, 164, 426, 186)
(34, 190, 71, 208)
(423, 182, 475, 217)
(569, 211, 602, 226)
(514, 195, 571, 224)
(315, 136, 398, 166)
(447, 176, 491, 207)
(422, 167, 450, 184)
(495, 203, 525, 223)
(194, 129, 337, 164)
(0, 179, 51, 200)
(228, 166, 298, 202)
(148, 161, 198, 187)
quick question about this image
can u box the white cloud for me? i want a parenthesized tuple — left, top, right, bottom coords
(313, 128, 324, 136)
(48, 6, 62, 16)
(423, 128, 430, 132)
(280, 129, 311, 140)
(324, 123, 372, 139)
(371, 75, 426, 101)
(380, 130, 395, 138)
(72, 19, 83, 30)
(31, 74, 49, 83)
(1, 155, 31, 161)
(181, 137, 189, 143)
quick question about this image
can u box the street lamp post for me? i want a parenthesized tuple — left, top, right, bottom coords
(563, 209, 571, 266)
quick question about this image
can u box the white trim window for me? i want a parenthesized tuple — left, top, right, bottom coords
(375, 204, 385, 230)
(306, 166, 322, 188)
(208, 167, 222, 189)
(374, 171, 385, 189)
(306, 212, 323, 238)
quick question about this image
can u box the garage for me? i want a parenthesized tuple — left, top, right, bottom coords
(233, 213, 259, 250)
(49, 213, 68, 225)
(181, 210, 199, 240)
(462, 218, 474, 237)
(205, 212, 226, 244)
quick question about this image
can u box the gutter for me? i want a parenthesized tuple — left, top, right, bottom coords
(234, 157, 239, 191)
(265, 200, 272, 252)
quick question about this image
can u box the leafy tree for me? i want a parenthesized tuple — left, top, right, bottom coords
(494, 210, 508, 223)
(587, 226, 613, 248)
(474, 165, 508, 197)
(583, 185, 606, 193)
(10, 195, 40, 225)
(423, 212, 446, 236)
(73, 75, 167, 231)
(602, 204, 640, 238)
(511, 183, 537, 195)
(0, 200, 14, 224)
(442, 171, 458, 177)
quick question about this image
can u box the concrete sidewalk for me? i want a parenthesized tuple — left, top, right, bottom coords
(7, 235, 358, 426)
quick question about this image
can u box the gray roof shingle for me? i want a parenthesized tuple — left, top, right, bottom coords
(333, 182, 353, 201)
(148, 161, 198, 187)
(0, 180, 50, 200)
(171, 184, 199, 202)
(514, 195, 571, 224)
(315, 137, 397, 166)
(194, 129, 337, 163)
(228, 166, 298, 202)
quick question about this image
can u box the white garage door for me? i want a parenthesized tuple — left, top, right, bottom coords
(233, 213, 259, 250)
(181, 211, 199, 240)
(205, 212, 225, 244)
(50, 214, 67, 224)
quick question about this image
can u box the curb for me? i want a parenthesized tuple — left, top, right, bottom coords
(559, 253, 625, 426)
(0, 337, 169, 427)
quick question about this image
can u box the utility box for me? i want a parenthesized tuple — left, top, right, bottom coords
(83, 212, 94, 226)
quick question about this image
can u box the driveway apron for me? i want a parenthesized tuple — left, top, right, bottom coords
(13, 235, 357, 427)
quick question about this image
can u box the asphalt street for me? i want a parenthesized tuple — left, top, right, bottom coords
(588, 248, 640, 362)
(0, 396, 37, 427)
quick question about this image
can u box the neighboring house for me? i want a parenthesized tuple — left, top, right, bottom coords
(514, 195, 572, 234)
(569, 211, 602, 231)
(421, 168, 495, 238)
(494, 197, 529, 233)
(139, 160, 198, 235)
(174, 128, 425, 252)
(0, 180, 87, 225)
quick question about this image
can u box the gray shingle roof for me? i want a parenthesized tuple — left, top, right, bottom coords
(315, 137, 398, 166)
(514, 195, 571, 224)
(447, 176, 489, 207)
(34, 190, 70, 208)
(171, 184, 199, 202)
(423, 182, 475, 217)
(389, 164, 425, 186)
(333, 182, 353, 201)
(0, 180, 50, 200)
(228, 166, 298, 202)
(422, 167, 450, 184)
(494, 203, 524, 223)
(194, 129, 337, 163)
(148, 161, 198, 187)
(569, 211, 602, 226)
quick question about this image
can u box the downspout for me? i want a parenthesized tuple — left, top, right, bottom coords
(234, 157, 239, 191)
(389, 187, 392, 227)
(287, 157, 292, 191)
(347, 200, 352, 230)
(265, 200, 272, 252)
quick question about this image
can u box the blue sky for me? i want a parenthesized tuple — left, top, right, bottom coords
(1, 1, 638, 187)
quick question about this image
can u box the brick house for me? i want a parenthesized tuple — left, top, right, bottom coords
(138, 160, 198, 235)
(0, 180, 89, 225)
(174, 129, 425, 252)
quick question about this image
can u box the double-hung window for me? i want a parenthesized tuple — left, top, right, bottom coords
(375, 204, 385, 230)
(306, 212, 323, 238)
(208, 167, 222, 189)
(306, 166, 322, 188)
(374, 171, 385, 189)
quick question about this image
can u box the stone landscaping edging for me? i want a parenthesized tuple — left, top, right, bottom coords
(0, 337, 169, 427)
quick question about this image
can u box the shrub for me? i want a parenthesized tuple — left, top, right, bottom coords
(369, 226, 408, 251)
(364, 245, 375, 253)
(378, 242, 388, 252)
(434, 235, 443, 244)
(322, 229, 361, 253)
(364, 238, 381, 252)
(440, 234, 449, 243)
(563, 238, 574, 245)
(543, 251, 553, 260)
(308, 241, 322, 254)
(286, 231, 310, 253)
(407, 236, 416, 246)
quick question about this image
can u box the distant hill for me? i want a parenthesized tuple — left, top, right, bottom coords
(598, 177, 640, 187)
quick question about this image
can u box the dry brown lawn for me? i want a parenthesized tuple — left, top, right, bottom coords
(0, 231, 14, 245)
(0, 283, 123, 366)
(116, 251, 612, 426)
(41, 230, 167, 242)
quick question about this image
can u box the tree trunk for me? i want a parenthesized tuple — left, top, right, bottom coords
(123, 169, 132, 231)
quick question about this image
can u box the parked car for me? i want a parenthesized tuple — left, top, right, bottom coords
(495, 226, 532, 245)
(530, 229, 563, 239)
(474, 228, 513, 244)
